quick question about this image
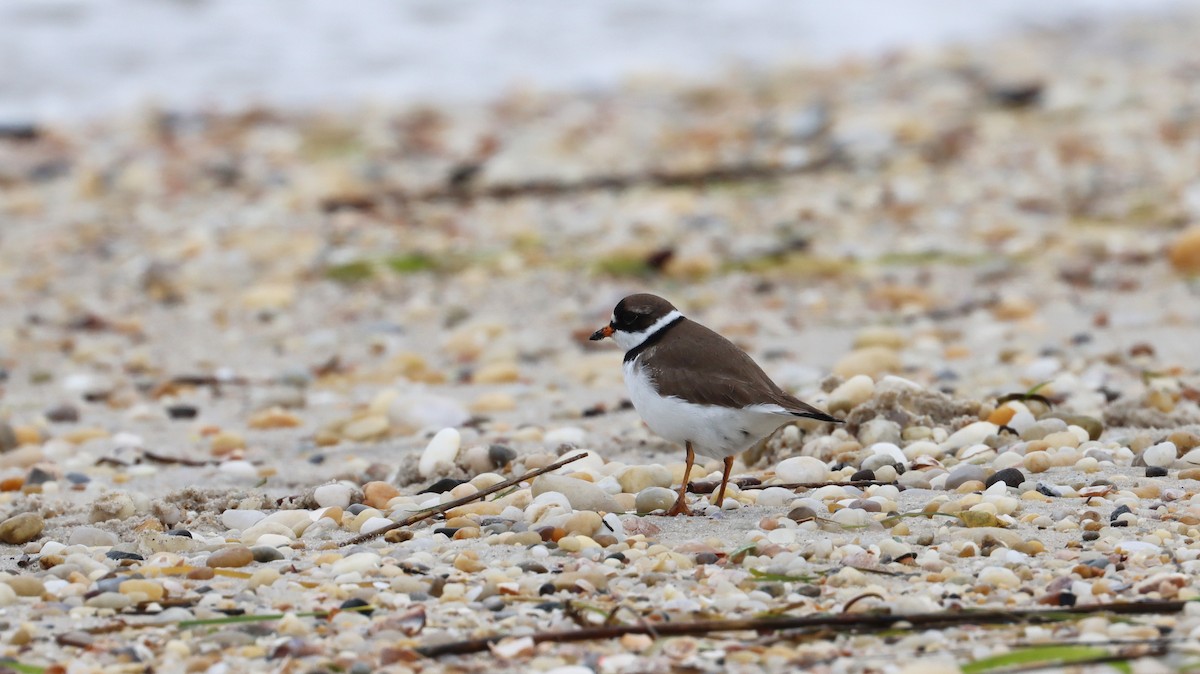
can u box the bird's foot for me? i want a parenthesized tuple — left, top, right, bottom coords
(665, 494, 694, 517)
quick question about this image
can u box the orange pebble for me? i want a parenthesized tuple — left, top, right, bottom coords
(988, 406, 1016, 425)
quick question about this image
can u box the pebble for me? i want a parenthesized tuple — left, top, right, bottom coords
(331, 552, 381, 576)
(945, 465, 988, 490)
(4, 576, 45, 597)
(362, 481, 401, 508)
(419, 428, 462, 478)
(1142, 442, 1177, 468)
(0, 513, 44, 544)
(251, 546, 285, 563)
(1167, 225, 1200, 274)
(531, 474, 621, 512)
(342, 414, 390, 441)
(635, 487, 678, 514)
(617, 465, 673, 493)
(775, 456, 829, 483)
(833, 347, 900, 379)
(314, 483, 356, 509)
(206, 546, 255, 568)
(221, 509, 267, 530)
(986, 468, 1026, 489)
(827, 375, 875, 413)
(388, 394, 470, 432)
(943, 422, 999, 451)
(119, 579, 165, 601)
(68, 526, 118, 547)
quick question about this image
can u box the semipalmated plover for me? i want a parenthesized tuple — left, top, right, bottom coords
(590, 293, 840, 516)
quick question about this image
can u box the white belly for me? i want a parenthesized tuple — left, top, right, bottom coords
(623, 360, 791, 459)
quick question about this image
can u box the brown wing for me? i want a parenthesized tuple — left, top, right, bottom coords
(640, 319, 840, 422)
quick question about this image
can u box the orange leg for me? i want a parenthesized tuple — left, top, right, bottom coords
(713, 455, 734, 506)
(666, 442, 695, 516)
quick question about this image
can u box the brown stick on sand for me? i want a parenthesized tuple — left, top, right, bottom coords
(341, 452, 586, 546)
(415, 600, 1192, 658)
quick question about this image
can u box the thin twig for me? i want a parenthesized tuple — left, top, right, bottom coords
(341, 453, 586, 545)
(740, 480, 895, 491)
(996, 645, 1169, 674)
(389, 153, 840, 206)
(415, 600, 1192, 658)
(141, 450, 218, 467)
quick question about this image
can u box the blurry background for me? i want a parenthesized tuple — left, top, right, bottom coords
(1, 0, 1194, 122)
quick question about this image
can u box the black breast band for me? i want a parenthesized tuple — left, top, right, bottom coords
(623, 315, 684, 363)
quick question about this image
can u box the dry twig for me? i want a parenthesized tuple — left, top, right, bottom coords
(416, 599, 1192, 658)
(341, 453, 586, 545)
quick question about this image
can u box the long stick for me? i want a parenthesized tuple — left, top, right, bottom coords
(341, 452, 586, 545)
(415, 600, 1192, 658)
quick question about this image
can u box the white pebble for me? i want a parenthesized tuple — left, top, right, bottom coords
(544, 426, 587, 446)
(419, 428, 462, 478)
(977, 566, 1020, 588)
(942, 422, 999, 451)
(314, 483, 355, 509)
(219, 460, 258, 479)
(755, 487, 796, 507)
(776, 456, 829, 483)
(221, 510, 266, 530)
(868, 442, 907, 465)
(1143, 442, 1177, 468)
(330, 552, 381, 576)
(358, 517, 393, 534)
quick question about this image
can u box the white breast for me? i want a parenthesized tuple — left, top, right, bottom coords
(623, 359, 793, 460)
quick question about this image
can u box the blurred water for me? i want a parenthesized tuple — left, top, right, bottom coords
(1, 0, 1195, 121)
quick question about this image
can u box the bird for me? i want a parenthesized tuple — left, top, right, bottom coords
(590, 293, 841, 516)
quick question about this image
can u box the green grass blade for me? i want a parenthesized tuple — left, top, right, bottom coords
(962, 645, 1116, 674)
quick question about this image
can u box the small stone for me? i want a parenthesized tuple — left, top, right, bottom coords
(1024, 452, 1052, 473)
(85, 592, 133, 610)
(945, 465, 988, 490)
(787, 506, 817, 522)
(68, 526, 118, 547)
(89, 491, 137, 523)
(119, 579, 164, 601)
(45, 404, 80, 423)
(0, 423, 18, 452)
(342, 415, 390, 441)
(1167, 225, 1200, 274)
(775, 456, 829, 483)
(1141, 442, 1177, 468)
(247, 407, 303, 430)
(1146, 466, 1168, 478)
(943, 422, 999, 451)
(977, 566, 1020, 589)
(563, 511, 602, 537)
(532, 474, 622, 512)
(314, 483, 356, 509)
(617, 465, 673, 493)
(635, 487, 678, 514)
(331, 552, 381, 576)
(488, 444, 517, 469)
(827, 375, 875, 413)
(251, 546, 285, 563)
(833, 347, 900, 379)
(209, 431, 246, 455)
(359, 517, 393, 534)
(0, 512, 44, 544)
(858, 419, 902, 446)
(387, 394, 469, 433)
(206, 545, 255, 568)
(362, 481, 400, 509)
(986, 468, 1026, 488)
(419, 428, 461, 478)
(221, 509, 266, 530)
(4, 576, 44, 597)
